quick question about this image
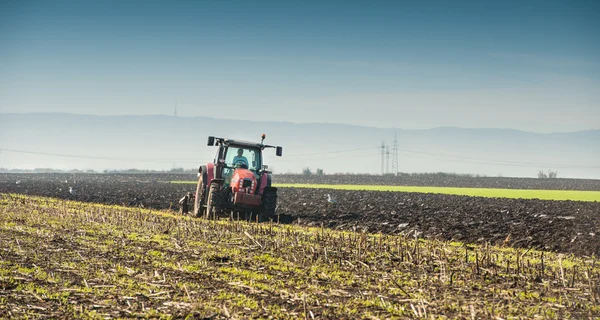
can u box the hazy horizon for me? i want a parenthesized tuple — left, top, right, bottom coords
(1, 113, 599, 178)
(2, 111, 600, 135)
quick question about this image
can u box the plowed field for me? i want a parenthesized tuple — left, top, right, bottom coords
(1, 173, 599, 256)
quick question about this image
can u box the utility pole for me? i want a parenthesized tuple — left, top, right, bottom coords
(381, 141, 385, 175)
(386, 145, 390, 174)
(392, 133, 399, 175)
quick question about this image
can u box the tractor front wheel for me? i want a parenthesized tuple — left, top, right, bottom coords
(194, 175, 205, 217)
(205, 182, 222, 219)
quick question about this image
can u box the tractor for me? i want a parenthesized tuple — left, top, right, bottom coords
(193, 134, 286, 222)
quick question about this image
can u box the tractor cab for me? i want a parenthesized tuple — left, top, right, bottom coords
(192, 134, 285, 222)
(219, 145, 262, 187)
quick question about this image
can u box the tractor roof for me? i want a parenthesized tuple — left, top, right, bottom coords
(218, 138, 267, 149)
(223, 138, 265, 149)
(210, 136, 280, 151)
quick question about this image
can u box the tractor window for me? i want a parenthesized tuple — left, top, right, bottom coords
(225, 147, 260, 171)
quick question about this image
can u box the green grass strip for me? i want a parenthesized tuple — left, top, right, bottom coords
(170, 181, 600, 201)
(274, 184, 600, 202)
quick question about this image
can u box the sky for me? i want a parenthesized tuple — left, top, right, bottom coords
(1, 0, 599, 133)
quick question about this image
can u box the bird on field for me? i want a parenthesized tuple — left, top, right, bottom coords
(15, 180, 21, 184)
(326, 194, 337, 204)
(323, 194, 337, 217)
(69, 187, 75, 195)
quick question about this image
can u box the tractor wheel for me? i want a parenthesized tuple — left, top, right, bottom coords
(232, 211, 253, 222)
(260, 188, 277, 222)
(194, 175, 205, 217)
(241, 211, 255, 222)
(205, 182, 222, 220)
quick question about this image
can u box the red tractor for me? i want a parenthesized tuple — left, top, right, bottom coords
(193, 134, 285, 222)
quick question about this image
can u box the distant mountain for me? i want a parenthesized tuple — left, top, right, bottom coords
(0, 113, 598, 179)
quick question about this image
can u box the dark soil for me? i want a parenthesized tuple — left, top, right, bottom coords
(0, 173, 192, 210)
(277, 173, 600, 190)
(1, 173, 599, 256)
(277, 188, 600, 257)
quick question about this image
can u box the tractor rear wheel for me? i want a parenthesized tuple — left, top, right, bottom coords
(260, 188, 277, 222)
(205, 182, 222, 220)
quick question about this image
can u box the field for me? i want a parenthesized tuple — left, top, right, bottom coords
(1, 194, 598, 319)
(2, 173, 599, 256)
(172, 181, 600, 202)
(1, 173, 600, 318)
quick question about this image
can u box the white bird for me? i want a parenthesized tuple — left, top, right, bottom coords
(15, 180, 21, 184)
(326, 194, 337, 204)
(69, 187, 75, 195)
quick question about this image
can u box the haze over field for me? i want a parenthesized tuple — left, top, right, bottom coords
(0, 113, 599, 178)
(1, 1, 598, 177)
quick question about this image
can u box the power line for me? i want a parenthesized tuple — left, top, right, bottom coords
(4, 146, 383, 165)
(396, 148, 600, 169)
(281, 145, 599, 169)
(380, 141, 385, 175)
(3, 146, 597, 170)
(397, 150, 600, 169)
(276, 151, 381, 162)
(386, 145, 390, 174)
(0, 148, 209, 165)
(278, 145, 598, 169)
(397, 152, 549, 168)
(286, 146, 379, 157)
(392, 133, 399, 174)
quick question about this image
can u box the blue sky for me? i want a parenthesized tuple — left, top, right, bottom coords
(1, 0, 599, 132)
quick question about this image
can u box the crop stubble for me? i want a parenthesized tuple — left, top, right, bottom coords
(0, 195, 599, 319)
